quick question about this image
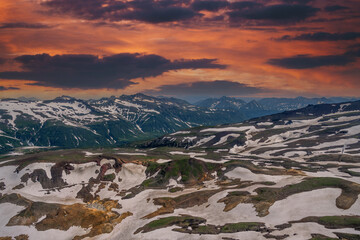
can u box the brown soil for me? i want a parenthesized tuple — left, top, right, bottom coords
(12, 184, 25, 190)
(14, 235, 29, 240)
(108, 182, 119, 192)
(217, 191, 251, 212)
(218, 177, 360, 217)
(142, 189, 221, 219)
(136, 215, 266, 235)
(292, 215, 360, 230)
(0, 193, 130, 240)
(224, 160, 305, 178)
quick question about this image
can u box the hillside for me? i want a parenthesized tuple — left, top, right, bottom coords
(0, 94, 245, 153)
(142, 100, 360, 158)
(0, 100, 359, 239)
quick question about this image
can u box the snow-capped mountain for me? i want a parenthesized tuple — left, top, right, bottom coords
(195, 96, 359, 119)
(0, 100, 359, 240)
(257, 96, 358, 111)
(142, 100, 360, 158)
(195, 97, 276, 119)
(0, 94, 245, 153)
(195, 96, 247, 110)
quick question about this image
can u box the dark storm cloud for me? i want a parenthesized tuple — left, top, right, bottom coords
(121, 7, 198, 23)
(282, 0, 314, 5)
(191, 0, 229, 12)
(267, 54, 356, 69)
(283, 27, 324, 32)
(0, 86, 20, 91)
(228, 4, 320, 24)
(324, 5, 349, 12)
(0, 53, 226, 89)
(145, 80, 263, 96)
(229, 1, 263, 10)
(349, 48, 360, 57)
(42, 0, 199, 23)
(268, 44, 360, 69)
(0, 58, 6, 65)
(204, 15, 225, 22)
(171, 58, 226, 69)
(41, 0, 324, 26)
(0, 22, 53, 29)
(277, 32, 360, 41)
(41, 0, 127, 20)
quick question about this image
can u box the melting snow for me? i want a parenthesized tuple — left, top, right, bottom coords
(214, 134, 240, 146)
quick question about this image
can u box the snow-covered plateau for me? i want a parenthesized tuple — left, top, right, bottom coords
(0, 100, 359, 240)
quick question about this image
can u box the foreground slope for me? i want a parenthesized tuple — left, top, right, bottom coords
(0, 100, 359, 240)
(144, 100, 360, 157)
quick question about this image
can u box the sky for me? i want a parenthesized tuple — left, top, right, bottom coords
(0, 0, 359, 101)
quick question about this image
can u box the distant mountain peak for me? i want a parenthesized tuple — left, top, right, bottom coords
(0, 94, 245, 153)
(52, 95, 78, 102)
(17, 96, 39, 102)
(195, 96, 246, 111)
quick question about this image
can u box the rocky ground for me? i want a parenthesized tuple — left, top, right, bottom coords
(0, 101, 359, 240)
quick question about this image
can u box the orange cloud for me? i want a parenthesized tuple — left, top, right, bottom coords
(0, 0, 359, 99)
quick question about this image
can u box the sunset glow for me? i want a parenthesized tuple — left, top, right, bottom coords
(0, 0, 359, 100)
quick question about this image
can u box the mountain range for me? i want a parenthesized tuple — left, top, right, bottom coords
(142, 100, 360, 157)
(0, 94, 358, 154)
(0, 98, 359, 240)
(194, 96, 359, 118)
(0, 94, 245, 153)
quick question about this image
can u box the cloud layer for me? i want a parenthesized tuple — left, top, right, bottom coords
(228, 4, 319, 25)
(41, 0, 322, 26)
(267, 54, 357, 69)
(145, 80, 263, 97)
(0, 0, 359, 97)
(0, 86, 19, 91)
(0, 53, 225, 89)
(0, 22, 52, 29)
(277, 32, 360, 41)
(324, 5, 349, 12)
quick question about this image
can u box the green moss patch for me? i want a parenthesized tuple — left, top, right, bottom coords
(135, 215, 265, 235)
(134, 215, 206, 234)
(294, 216, 360, 230)
(102, 173, 116, 182)
(219, 177, 360, 216)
